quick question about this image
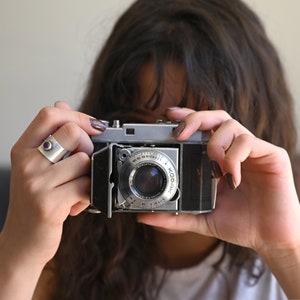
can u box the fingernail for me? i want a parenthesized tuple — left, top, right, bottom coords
(167, 107, 181, 111)
(90, 118, 107, 132)
(211, 161, 223, 178)
(226, 173, 237, 190)
(172, 121, 186, 138)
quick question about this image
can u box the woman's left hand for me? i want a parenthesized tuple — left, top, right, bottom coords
(138, 108, 300, 281)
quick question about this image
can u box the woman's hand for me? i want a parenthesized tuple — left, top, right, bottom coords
(138, 108, 300, 266)
(0, 101, 107, 300)
(0, 102, 106, 267)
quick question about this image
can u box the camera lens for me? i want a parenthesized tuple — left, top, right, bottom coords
(118, 148, 179, 209)
(133, 164, 166, 197)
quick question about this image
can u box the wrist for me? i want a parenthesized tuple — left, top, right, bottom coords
(0, 232, 47, 274)
(261, 242, 300, 268)
(259, 241, 300, 299)
(0, 234, 45, 300)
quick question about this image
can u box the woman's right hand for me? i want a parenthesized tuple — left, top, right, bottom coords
(0, 102, 106, 268)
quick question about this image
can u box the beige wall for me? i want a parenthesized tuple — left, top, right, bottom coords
(0, 0, 299, 165)
(245, 0, 300, 143)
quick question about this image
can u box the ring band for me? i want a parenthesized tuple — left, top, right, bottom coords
(38, 135, 68, 163)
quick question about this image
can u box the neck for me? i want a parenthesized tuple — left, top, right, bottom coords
(152, 229, 219, 269)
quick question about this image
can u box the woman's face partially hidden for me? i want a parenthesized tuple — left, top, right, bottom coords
(137, 61, 187, 119)
(136, 62, 190, 234)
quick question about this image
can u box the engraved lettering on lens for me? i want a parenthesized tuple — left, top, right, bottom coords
(118, 148, 179, 210)
(168, 167, 176, 194)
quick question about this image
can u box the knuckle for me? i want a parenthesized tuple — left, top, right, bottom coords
(236, 133, 253, 144)
(275, 146, 290, 163)
(37, 106, 59, 123)
(216, 109, 232, 119)
(75, 151, 90, 162)
(71, 151, 91, 167)
(18, 156, 37, 180)
(12, 152, 37, 178)
(277, 146, 289, 157)
(61, 122, 82, 141)
(10, 143, 20, 162)
(224, 118, 240, 128)
(223, 154, 236, 165)
(206, 138, 219, 154)
(24, 176, 41, 195)
(18, 160, 34, 178)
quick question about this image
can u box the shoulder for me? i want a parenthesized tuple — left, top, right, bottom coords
(157, 245, 287, 300)
(33, 261, 56, 300)
(226, 256, 287, 300)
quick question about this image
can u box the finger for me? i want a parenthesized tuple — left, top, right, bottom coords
(222, 135, 291, 187)
(17, 106, 106, 148)
(33, 122, 94, 168)
(166, 107, 196, 120)
(54, 101, 72, 110)
(207, 119, 254, 162)
(52, 122, 94, 154)
(69, 201, 90, 216)
(221, 134, 255, 186)
(138, 213, 210, 236)
(39, 152, 91, 188)
(167, 108, 231, 128)
(49, 175, 91, 217)
(168, 109, 232, 141)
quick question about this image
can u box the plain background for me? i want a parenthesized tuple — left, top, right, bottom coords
(1, 0, 300, 166)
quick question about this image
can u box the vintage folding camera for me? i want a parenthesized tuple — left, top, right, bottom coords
(89, 121, 217, 218)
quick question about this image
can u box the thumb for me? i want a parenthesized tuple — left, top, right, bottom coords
(54, 101, 73, 110)
(137, 213, 212, 236)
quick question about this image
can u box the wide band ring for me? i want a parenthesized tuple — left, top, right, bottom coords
(38, 135, 69, 163)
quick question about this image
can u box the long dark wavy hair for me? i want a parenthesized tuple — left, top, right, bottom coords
(50, 0, 297, 299)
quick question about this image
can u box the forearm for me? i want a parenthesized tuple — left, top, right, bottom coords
(0, 236, 45, 300)
(262, 244, 300, 299)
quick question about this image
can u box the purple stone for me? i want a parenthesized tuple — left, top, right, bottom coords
(43, 141, 52, 151)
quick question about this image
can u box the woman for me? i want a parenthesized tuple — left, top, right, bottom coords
(1, 0, 299, 299)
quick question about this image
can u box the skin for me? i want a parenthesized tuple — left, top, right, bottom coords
(0, 102, 98, 299)
(0, 63, 300, 299)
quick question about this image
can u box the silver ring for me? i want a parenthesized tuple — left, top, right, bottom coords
(38, 135, 68, 163)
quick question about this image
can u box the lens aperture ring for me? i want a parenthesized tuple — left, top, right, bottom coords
(118, 149, 179, 209)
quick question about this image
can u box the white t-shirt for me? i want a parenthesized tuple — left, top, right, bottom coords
(156, 244, 287, 300)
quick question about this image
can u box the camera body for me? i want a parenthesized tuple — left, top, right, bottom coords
(90, 121, 217, 218)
